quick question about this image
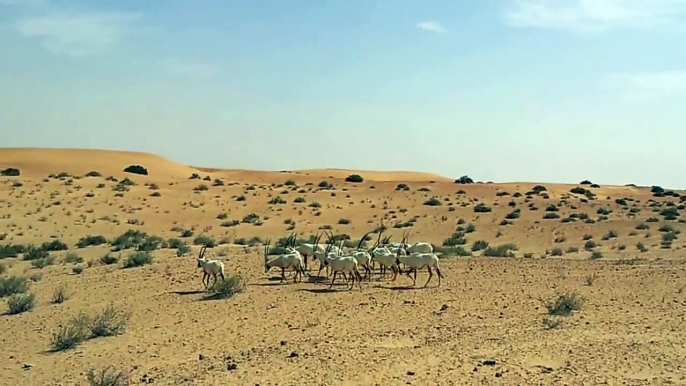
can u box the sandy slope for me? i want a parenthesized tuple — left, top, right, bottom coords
(1, 148, 686, 385)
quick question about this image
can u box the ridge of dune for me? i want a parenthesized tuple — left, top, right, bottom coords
(0, 147, 198, 179)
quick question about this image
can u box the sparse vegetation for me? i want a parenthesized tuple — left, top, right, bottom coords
(345, 174, 364, 183)
(7, 293, 36, 315)
(203, 275, 247, 300)
(122, 252, 153, 268)
(123, 165, 148, 175)
(545, 292, 583, 316)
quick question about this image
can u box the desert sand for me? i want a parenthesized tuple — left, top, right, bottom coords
(1, 147, 685, 385)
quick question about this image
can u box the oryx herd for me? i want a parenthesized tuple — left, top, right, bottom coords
(195, 228, 444, 291)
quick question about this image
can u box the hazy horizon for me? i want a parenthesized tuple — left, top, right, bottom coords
(2, 0, 685, 188)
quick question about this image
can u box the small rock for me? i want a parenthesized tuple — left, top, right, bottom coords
(280, 340, 287, 346)
(227, 363, 237, 371)
(22, 364, 32, 370)
(199, 354, 205, 360)
(288, 352, 299, 358)
(440, 304, 449, 311)
(406, 371, 415, 376)
(495, 372, 502, 378)
(482, 360, 496, 366)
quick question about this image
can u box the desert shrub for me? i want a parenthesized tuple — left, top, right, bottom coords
(31, 256, 55, 269)
(423, 197, 442, 206)
(194, 184, 208, 191)
(0, 263, 5, 275)
(570, 187, 587, 194)
(268, 196, 286, 205)
(596, 207, 612, 215)
(505, 210, 520, 219)
(7, 293, 36, 315)
(584, 240, 597, 250)
(635, 223, 649, 230)
(662, 232, 678, 242)
(52, 285, 69, 304)
(180, 229, 194, 238)
(293, 196, 306, 203)
(454, 175, 473, 184)
(122, 252, 152, 268)
(566, 246, 579, 253)
(193, 235, 216, 247)
(636, 242, 648, 252)
(0, 276, 28, 297)
(543, 212, 560, 219)
(550, 248, 564, 256)
(395, 183, 410, 191)
(136, 236, 166, 252)
(0, 244, 25, 259)
(590, 251, 603, 259)
(545, 292, 583, 316)
(660, 207, 680, 219)
(41, 239, 68, 252)
(64, 252, 83, 264)
(602, 230, 618, 240)
(85, 304, 131, 338)
(471, 240, 489, 251)
(235, 195, 246, 201)
(0, 168, 20, 176)
(100, 254, 118, 265)
(442, 232, 466, 247)
(50, 320, 87, 352)
(433, 245, 472, 257)
(213, 178, 224, 186)
(483, 243, 518, 257)
(86, 367, 130, 386)
(284, 179, 297, 186)
(72, 267, 84, 274)
(85, 171, 101, 177)
(338, 218, 351, 225)
(345, 174, 364, 183)
(221, 220, 240, 227)
(111, 229, 147, 251)
(167, 237, 185, 249)
(474, 203, 491, 213)
(123, 165, 148, 175)
(203, 275, 247, 300)
(77, 235, 108, 248)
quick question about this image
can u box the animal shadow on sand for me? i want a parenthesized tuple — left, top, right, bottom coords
(171, 290, 206, 296)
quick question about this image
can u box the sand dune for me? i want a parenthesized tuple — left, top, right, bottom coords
(1, 147, 685, 385)
(0, 148, 198, 180)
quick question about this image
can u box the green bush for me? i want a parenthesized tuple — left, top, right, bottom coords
(7, 293, 36, 315)
(203, 275, 247, 300)
(122, 252, 152, 268)
(483, 244, 518, 257)
(77, 235, 108, 248)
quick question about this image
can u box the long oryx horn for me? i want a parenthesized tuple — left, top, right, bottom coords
(357, 232, 371, 251)
(199, 245, 207, 259)
(264, 239, 271, 265)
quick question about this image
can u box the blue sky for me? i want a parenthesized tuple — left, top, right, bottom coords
(2, 0, 685, 188)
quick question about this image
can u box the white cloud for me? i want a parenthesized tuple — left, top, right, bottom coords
(603, 70, 686, 101)
(14, 11, 142, 57)
(158, 59, 216, 79)
(502, 0, 686, 33)
(417, 21, 446, 33)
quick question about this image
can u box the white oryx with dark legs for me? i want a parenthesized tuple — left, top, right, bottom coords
(369, 232, 398, 279)
(196, 245, 226, 289)
(320, 232, 363, 290)
(263, 234, 307, 284)
(392, 234, 444, 288)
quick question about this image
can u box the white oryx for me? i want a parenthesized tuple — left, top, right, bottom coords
(263, 233, 307, 284)
(392, 235, 444, 288)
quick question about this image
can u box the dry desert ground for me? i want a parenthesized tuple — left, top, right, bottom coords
(1, 148, 686, 385)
